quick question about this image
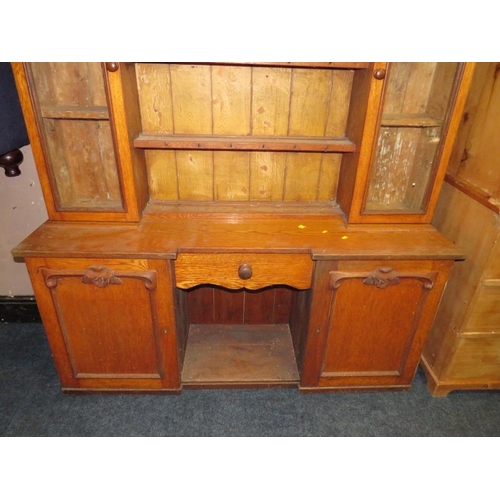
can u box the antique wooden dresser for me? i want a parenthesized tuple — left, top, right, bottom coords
(11, 62, 474, 393)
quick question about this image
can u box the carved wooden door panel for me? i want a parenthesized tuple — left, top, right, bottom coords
(301, 260, 453, 391)
(26, 258, 180, 392)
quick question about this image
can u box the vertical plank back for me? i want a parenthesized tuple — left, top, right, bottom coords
(138, 63, 354, 206)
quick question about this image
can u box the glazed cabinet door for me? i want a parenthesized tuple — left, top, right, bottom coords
(301, 260, 453, 391)
(341, 62, 475, 224)
(26, 258, 180, 392)
(12, 62, 148, 222)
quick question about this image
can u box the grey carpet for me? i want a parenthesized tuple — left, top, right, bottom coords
(1, 323, 499, 436)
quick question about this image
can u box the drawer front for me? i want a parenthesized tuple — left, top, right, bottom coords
(175, 253, 313, 290)
(447, 335, 500, 380)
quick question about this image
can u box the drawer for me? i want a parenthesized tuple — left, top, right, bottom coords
(175, 253, 313, 290)
(447, 335, 500, 380)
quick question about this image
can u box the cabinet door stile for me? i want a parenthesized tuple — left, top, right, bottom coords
(11, 63, 61, 220)
(423, 63, 476, 221)
(148, 259, 181, 389)
(104, 63, 149, 221)
(337, 62, 385, 220)
(300, 261, 338, 387)
(26, 258, 77, 387)
(348, 62, 387, 221)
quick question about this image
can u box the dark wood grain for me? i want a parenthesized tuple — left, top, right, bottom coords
(214, 287, 244, 324)
(186, 285, 292, 325)
(244, 288, 275, 324)
(187, 286, 215, 323)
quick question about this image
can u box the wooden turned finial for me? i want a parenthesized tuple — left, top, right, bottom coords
(0, 148, 23, 177)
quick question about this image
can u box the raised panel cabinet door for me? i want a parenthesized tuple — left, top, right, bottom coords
(26, 258, 180, 392)
(300, 260, 452, 390)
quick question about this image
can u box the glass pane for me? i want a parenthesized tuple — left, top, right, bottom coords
(28, 63, 123, 211)
(364, 62, 461, 214)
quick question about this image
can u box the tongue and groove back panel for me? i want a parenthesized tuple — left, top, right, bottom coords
(135, 63, 353, 203)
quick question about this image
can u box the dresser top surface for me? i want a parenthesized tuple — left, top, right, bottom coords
(12, 215, 464, 261)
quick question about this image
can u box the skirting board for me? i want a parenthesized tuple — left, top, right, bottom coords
(0, 296, 41, 323)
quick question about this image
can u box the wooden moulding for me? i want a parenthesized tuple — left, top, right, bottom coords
(11, 62, 59, 220)
(41, 266, 158, 290)
(144, 200, 344, 218)
(329, 268, 438, 290)
(134, 134, 356, 153)
(167, 62, 369, 70)
(445, 173, 500, 215)
(338, 62, 385, 221)
(420, 357, 500, 397)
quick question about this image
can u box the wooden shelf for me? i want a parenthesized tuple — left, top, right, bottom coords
(158, 62, 368, 70)
(134, 134, 356, 153)
(380, 113, 444, 128)
(181, 324, 299, 387)
(145, 200, 343, 218)
(41, 105, 109, 120)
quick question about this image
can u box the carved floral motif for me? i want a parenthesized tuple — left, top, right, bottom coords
(42, 266, 157, 290)
(363, 267, 400, 289)
(329, 268, 436, 290)
(81, 266, 122, 288)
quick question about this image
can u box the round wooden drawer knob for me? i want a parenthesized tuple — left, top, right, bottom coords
(238, 263, 253, 280)
(373, 68, 386, 80)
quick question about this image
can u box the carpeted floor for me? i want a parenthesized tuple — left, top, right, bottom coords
(1, 322, 499, 437)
